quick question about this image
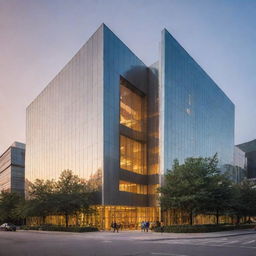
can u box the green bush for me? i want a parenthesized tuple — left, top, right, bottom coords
(20, 225, 98, 232)
(153, 224, 255, 233)
(20, 225, 39, 230)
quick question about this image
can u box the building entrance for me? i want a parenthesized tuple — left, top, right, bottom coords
(101, 206, 159, 230)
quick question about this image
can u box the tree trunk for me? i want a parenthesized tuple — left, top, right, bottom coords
(236, 215, 240, 225)
(189, 211, 193, 225)
(65, 214, 69, 228)
(76, 213, 79, 226)
(43, 216, 46, 225)
(216, 210, 219, 225)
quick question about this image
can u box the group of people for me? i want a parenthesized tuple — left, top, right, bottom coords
(110, 220, 152, 232)
(141, 221, 150, 232)
(110, 222, 121, 232)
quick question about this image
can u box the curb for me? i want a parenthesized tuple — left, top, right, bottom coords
(145, 231, 256, 241)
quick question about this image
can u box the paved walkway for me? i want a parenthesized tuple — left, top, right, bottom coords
(139, 229, 256, 240)
(19, 228, 256, 240)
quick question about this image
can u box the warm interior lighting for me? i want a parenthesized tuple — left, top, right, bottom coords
(120, 135, 146, 175)
(120, 80, 144, 132)
(119, 180, 147, 194)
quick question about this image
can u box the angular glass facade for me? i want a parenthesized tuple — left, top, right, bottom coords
(26, 26, 104, 201)
(159, 30, 234, 175)
(26, 24, 234, 229)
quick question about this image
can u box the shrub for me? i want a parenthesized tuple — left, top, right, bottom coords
(153, 224, 255, 233)
(20, 225, 98, 232)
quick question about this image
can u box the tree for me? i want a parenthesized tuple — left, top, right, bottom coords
(25, 179, 56, 224)
(0, 191, 24, 224)
(200, 173, 233, 224)
(53, 170, 94, 227)
(159, 154, 228, 225)
(230, 180, 256, 224)
(24, 170, 95, 227)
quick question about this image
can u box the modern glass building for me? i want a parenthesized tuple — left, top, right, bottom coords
(26, 24, 234, 229)
(237, 139, 256, 179)
(230, 146, 247, 183)
(0, 142, 25, 194)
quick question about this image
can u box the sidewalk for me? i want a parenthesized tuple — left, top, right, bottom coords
(131, 229, 256, 241)
(18, 228, 256, 241)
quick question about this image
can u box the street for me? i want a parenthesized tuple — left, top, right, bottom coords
(0, 230, 255, 256)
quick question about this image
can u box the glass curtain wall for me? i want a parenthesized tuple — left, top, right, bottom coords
(120, 79, 144, 132)
(119, 180, 147, 194)
(120, 135, 146, 175)
(160, 29, 234, 175)
(119, 180, 159, 195)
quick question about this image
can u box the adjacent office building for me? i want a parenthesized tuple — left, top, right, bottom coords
(26, 24, 234, 228)
(0, 142, 25, 194)
(231, 146, 247, 183)
(237, 139, 256, 179)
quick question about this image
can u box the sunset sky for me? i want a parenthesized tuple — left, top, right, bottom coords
(0, 0, 255, 154)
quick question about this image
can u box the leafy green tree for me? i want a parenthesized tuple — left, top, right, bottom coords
(53, 170, 94, 227)
(0, 191, 24, 224)
(159, 154, 224, 225)
(24, 170, 95, 227)
(200, 173, 233, 224)
(25, 179, 56, 224)
(231, 181, 256, 224)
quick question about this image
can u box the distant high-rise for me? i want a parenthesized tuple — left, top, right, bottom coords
(26, 24, 234, 228)
(0, 142, 25, 194)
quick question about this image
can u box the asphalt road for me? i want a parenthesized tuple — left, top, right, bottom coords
(0, 230, 256, 256)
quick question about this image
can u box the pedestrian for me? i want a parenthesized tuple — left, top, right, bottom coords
(145, 221, 150, 232)
(116, 223, 120, 233)
(160, 221, 164, 233)
(113, 221, 118, 233)
(141, 221, 145, 232)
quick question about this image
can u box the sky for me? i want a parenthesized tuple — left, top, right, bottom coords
(0, 0, 255, 154)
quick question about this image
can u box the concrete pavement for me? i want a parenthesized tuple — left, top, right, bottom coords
(0, 229, 255, 256)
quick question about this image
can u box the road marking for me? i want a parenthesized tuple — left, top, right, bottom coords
(152, 253, 189, 256)
(242, 240, 255, 245)
(102, 240, 112, 243)
(222, 240, 239, 245)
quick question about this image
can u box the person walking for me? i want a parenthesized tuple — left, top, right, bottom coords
(141, 221, 145, 232)
(114, 222, 117, 232)
(113, 221, 120, 233)
(116, 223, 120, 233)
(160, 221, 164, 233)
(145, 221, 150, 232)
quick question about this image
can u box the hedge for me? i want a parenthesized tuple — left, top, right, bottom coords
(20, 224, 98, 232)
(153, 224, 255, 233)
